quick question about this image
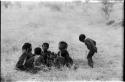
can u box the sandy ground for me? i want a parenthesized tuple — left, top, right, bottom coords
(1, 2, 124, 81)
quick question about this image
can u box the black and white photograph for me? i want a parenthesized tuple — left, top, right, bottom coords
(1, 0, 124, 81)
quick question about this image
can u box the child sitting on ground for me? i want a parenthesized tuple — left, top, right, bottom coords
(79, 34, 97, 68)
(56, 41, 73, 68)
(16, 43, 34, 71)
(42, 43, 56, 67)
(33, 47, 45, 68)
(24, 47, 45, 73)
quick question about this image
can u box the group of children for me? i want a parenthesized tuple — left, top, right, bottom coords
(16, 34, 97, 73)
(16, 41, 73, 73)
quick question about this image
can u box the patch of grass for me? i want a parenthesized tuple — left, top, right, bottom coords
(1, 2, 123, 81)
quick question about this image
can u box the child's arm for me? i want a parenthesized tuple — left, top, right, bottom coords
(16, 53, 27, 68)
(93, 40, 96, 46)
(24, 56, 34, 68)
(57, 51, 61, 57)
(92, 40, 97, 52)
(85, 40, 97, 52)
(62, 50, 69, 58)
(85, 41, 93, 50)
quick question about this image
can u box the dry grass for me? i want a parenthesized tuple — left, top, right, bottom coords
(1, 1, 123, 81)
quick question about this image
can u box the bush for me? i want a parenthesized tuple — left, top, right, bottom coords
(1, 1, 12, 8)
(50, 4, 62, 12)
(101, 0, 115, 20)
(44, 3, 62, 12)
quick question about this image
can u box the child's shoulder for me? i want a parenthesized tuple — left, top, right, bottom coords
(61, 49, 69, 54)
(85, 38, 95, 43)
(42, 50, 51, 54)
(27, 52, 34, 57)
(27, 52, 33, 55)
(21, 52, 27, 56)
(60, 49, 67, 52)
(47, 50, 52, 54)
(86, 38, 93, 41)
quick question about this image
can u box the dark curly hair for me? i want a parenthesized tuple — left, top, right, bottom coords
(34, 47, 42, 55)
(42, 43, 49, 48)
(59, 41, 68, 50)
(22, 43, 32, 52)
(79, 34, 86, 42)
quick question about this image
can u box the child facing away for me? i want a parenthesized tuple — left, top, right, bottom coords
(25, 47, 45, 71)
(16, 43, 34, 71)
(79, 34, 97, 68)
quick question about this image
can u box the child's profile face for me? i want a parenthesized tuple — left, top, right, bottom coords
(59, 45, 62, 50)
(59, 44, 67, 50)
(42, 45, 48, 51)
(79, 37, 85, 42)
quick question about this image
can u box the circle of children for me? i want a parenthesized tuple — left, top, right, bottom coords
(16, 34, 97, 73)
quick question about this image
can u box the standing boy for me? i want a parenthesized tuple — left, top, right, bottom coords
(79, 34, 97, 68)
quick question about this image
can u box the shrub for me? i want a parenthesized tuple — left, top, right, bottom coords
(1, 1, 12, 8)
(101, 0, 115, 20)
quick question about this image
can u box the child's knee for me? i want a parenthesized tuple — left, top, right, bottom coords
(87, 55, 91, 59)
(87, 51, 95, 58)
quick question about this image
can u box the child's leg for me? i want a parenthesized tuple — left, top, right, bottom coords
(87, 51, 95, 68)
(66, 57, 73, 68)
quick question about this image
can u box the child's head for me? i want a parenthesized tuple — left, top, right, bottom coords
(42, 43, 49, 51)
(22, 43, 32, 53)
(34, 47, 42, 55)
(79, 34, 86, 42)
(59, 41, 68, 50)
